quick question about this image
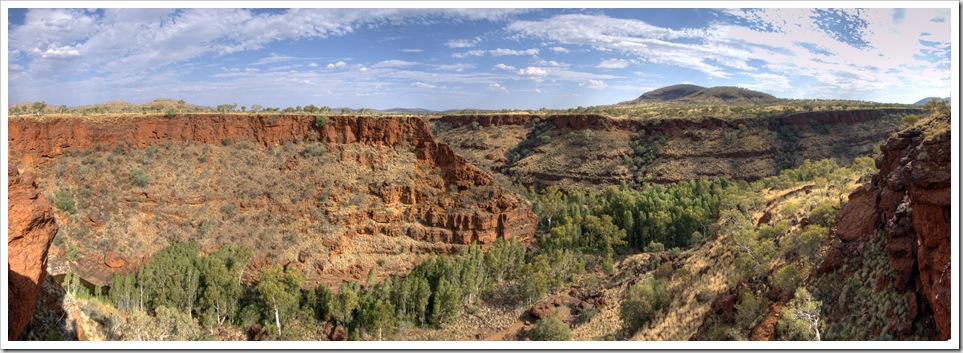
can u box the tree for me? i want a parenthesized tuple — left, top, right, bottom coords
(305, 283, 332, 322)
(137, 241, 201, 314)
(329, 282, 360, 326)
(254, 265, 304, 337)
(808, 203, 838, 228)
(777, 288, 822, 341)
(250, 104, 263, 113)
(410, 277, 431, 325)
(620, 278, 669, 332)
(198, 244, 252, 327)
(109, 272, 137, 312)
(771, 264, 801, 293)
(429, 277, 460, 326)
(922, 98, 950, 119)
(358, 296, 395, 340)
(733, 289, 767, 330)
(529, 316, 572, 341)
(32, 101, 47, 116)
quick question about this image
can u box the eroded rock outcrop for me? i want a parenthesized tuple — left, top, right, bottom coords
(821, 117, 950, 340)
(8, 166, 59, 340)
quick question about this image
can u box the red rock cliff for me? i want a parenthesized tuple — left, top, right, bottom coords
(8, 114, 535, 249)
(8, 166, 59, 340)
(824, 118, 951, 340)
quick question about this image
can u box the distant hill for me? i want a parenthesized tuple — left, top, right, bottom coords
(913, 97, 950, 105)
(378, 108, 438, 114)
(623, 84, 782, 105)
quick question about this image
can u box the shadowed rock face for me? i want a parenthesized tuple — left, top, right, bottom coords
(8, 166, 59, 340)
(823, 123, 951, 340)
(435, 109, 918, 188)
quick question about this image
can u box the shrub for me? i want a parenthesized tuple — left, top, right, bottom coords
(620, 278, 670, 332)
(529, 316, 572, 341)
(901, 114, 920, 126)
(314, 115, 328, 127)
(771, 264, 801, 293)
(299, 143, 327, 157)
(130, 169, 150, 187)
(644, 241, 665, 253)
(809, 203, 838, 228)
(54, 191, 76, 213)
(653, 262, 674, 280)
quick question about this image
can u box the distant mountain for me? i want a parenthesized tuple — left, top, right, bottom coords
(623, 84, 782, 105)
(913, 97, 950, 105)
(633, 84, 707, 102)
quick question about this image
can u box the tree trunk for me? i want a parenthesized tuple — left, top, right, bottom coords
(274, 304, 282, 337)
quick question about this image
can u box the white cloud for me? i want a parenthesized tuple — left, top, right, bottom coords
(399, 48, 423, 53)
(579, 79, 606, 90)
(489, 83, 508, 92)
(529, 56, 567, 67)
(41, 44, 81, 57)
(493, 63, 516, 71)
(453, 48, 539, 58)
(549, 46, 570, 53)
(371, 60, 419, 68)
(518, 66, 549, 76)
(446, 37, 481, 48)
(435, 63, 475, 72)
(596, 58, 630, 69)
(451, 49, 486, 58)
(411, 82, 438, 89)
(307, 62, 319, 67)
(490, 48, 539, 57)
(325, 61, 348, 70)
(7, 8, 527, 80)
(509, 14, 739, 78)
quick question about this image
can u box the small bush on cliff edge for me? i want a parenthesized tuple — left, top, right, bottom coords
(315, 115, 329, 127)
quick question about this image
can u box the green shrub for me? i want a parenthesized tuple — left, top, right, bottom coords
(314, 115, 328, 127)
(130, 169, 150, 187)
(529, 316, 572, 341)
(771, 264, 801, 292)
(299, 143, 327, 157)
(620, 278, 669, 332)
(901, 114, 920, 126)
(54, 191, 76, 213)
(809, 203, 838, 228)
(644, 241, 665, 253)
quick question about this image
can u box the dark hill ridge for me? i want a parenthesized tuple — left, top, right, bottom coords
(913, 97, 950, 105)
(624, 84, 782, 105)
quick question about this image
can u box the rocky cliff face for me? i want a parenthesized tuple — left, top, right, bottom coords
(8, 166, 59, 340)
(9, 114, 535, 286)
(821, 116, 950, 340)
(434, 109, 917, 189)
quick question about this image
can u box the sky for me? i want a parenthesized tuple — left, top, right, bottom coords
(4, 5, 955, 111)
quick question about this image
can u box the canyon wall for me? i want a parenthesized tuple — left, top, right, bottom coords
(822, 118, 951, 340)
(8, 114, 536, 286)
(435, 109, 918, 188)
(8, 166, 59, 340)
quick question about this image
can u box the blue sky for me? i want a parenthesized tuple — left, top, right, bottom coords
(5, 6, 954, 110)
